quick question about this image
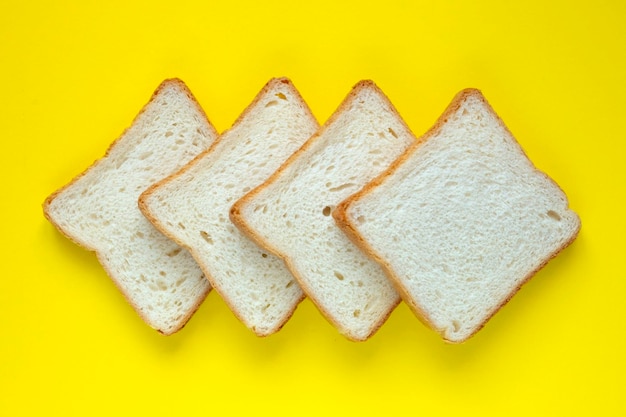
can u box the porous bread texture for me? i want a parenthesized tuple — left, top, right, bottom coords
(44, 79, 219, 335)
(231, 80, 416, 341)
(334, 89, 581, 343)
(139, 78, 319, 336)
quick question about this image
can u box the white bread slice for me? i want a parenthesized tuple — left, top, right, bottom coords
(139, 78, 319, 336)
(334, 88, 581, 343)
(230, 81, 416, 341)
(43, 79, 219, 335)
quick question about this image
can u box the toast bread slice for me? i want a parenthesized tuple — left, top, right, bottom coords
(44, 79, 219, 334)
(334, 89, 581, 343)
(231, 81, 416, 341)
(139, 78, 319, 336)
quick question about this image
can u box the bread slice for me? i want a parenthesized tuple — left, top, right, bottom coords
(139, 78, 319, 336)
(334, 88, 581, 343)
(230, 80, 416, 341)
(43, 79, 219, 335)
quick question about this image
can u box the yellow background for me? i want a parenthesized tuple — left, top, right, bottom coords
(1, 0, 623, 415)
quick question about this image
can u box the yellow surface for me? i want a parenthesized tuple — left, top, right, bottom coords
(1, 0, 623, 415)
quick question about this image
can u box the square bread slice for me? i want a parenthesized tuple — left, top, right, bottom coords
(139, 78, 319, 336)
(230, 80, 417, 341)
(334, 88, 581, 343)
(44, 79, 219, 335)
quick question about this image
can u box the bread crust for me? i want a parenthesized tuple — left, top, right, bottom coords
(333, 88, 581, 343)
(139, 77, 316, 337)
(230, 80, 414, 341)
(43, 79, 217, 335)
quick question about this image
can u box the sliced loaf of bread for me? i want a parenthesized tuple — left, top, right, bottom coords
(334, 88, 581, 343)
(230, 80, 416, 341)
(44, 79, 219, 334)
(139, 78, 319, 336)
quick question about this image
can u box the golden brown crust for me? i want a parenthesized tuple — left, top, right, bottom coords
(333, 88, 581, 343)
(43, 78, 216, 335)
(140, 77, 314, 337)
(230, 80, 413, 341)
